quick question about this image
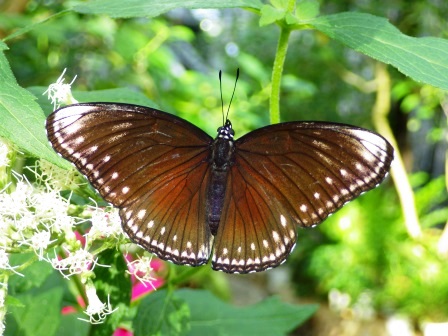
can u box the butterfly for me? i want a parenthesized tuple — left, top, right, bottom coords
(46, 99, 393, 274)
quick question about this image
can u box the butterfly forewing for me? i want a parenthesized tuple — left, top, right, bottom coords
(46, 103, 214, 266)
(212, 121, 393, 273)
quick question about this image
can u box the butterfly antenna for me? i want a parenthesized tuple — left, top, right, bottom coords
(219, 70, 225, 126)
(225, 68, 239, 123)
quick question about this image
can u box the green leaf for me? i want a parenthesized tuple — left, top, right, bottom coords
(285, 13, 299, 25)
(0, 52, 71, 169)
(296, 0, 320, 20)
(0, 41, 8, 51)
(260, 5, 286, 26)
(7, 287, 63, 336)
(310, 12, 448, 90)
(2, 10, 69, 42)
(73, 0, 263, 18)
(270, 0, 289, 9)
(56, 312, 90, 336)
(177, 289, 317, 335)
(8, 253, 54, 293)
(90, 249, 132, 336)
(133, 289, 190, 336)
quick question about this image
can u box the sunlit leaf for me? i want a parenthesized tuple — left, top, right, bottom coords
(0, 53, 70, 168)
(296, 0, 320, 20)
(73, 0, 263, 18)
(178, 289, 317, 335)
(259, 5, 286, 26)
(310, 12, 448, 90)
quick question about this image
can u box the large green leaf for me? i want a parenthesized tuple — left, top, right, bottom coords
(134, 289, 317, 335)
(7, 288, 63, 336)
(133, 289, 190, 336)
(7, 271, 64, 336)
(8, 253, 54, 293)
(0, 52, 71, 169)
(55, 312, 90, 336)
(73, 0, 263, 18)
(0, 41, 8, 51)
(177, 289, 317, 336)
(310, 12, 448, 90)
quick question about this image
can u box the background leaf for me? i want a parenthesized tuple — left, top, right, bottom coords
(310, 12, 448, 90)
(6, 271, 65, 336)
(55, 313, 90, 336)
(73, 0, 263, 18)
(177, 289, 317, 336)
(296, 0, 320, 20)
(259, 5, 286, 27)
(0, 52, 71, 169)
(7, 287, 63, 336)
(133, 289, 190, 336)
(8, 253, 54, 293)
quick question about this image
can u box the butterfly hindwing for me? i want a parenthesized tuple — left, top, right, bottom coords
(212, 161, 297, 273)
(212, 121, 393, 273)
(46, 103, 214, 266)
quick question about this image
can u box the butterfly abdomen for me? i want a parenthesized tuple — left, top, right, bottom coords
(206, 122, 235, 235)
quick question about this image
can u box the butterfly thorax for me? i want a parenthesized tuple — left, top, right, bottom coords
(206, 120, 235, 235)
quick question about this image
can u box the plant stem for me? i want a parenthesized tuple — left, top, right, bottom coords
(372, 62, 421, 239)
(437, 100, 448, 256)
(269, 0, 296, 124)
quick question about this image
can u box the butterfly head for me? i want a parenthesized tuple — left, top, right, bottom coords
(217, 119, 234, 140)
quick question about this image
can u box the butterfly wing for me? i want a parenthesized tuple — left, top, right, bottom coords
(46, 103, 214, 266)
(212, 121, 394, 273)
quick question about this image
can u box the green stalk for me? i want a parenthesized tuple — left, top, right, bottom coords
(269, 0, 295, 124)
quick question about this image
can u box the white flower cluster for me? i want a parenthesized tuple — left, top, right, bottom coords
(43, 68, 78, 110)
(85, 206, 123, 241)
(0, 163, 125, 324)
(0, 174, 74, 260)
(126, 255, 157, 290)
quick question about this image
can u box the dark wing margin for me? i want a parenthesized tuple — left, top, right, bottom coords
(212, 121, 393, 273)
(46, 103, 214, 266)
